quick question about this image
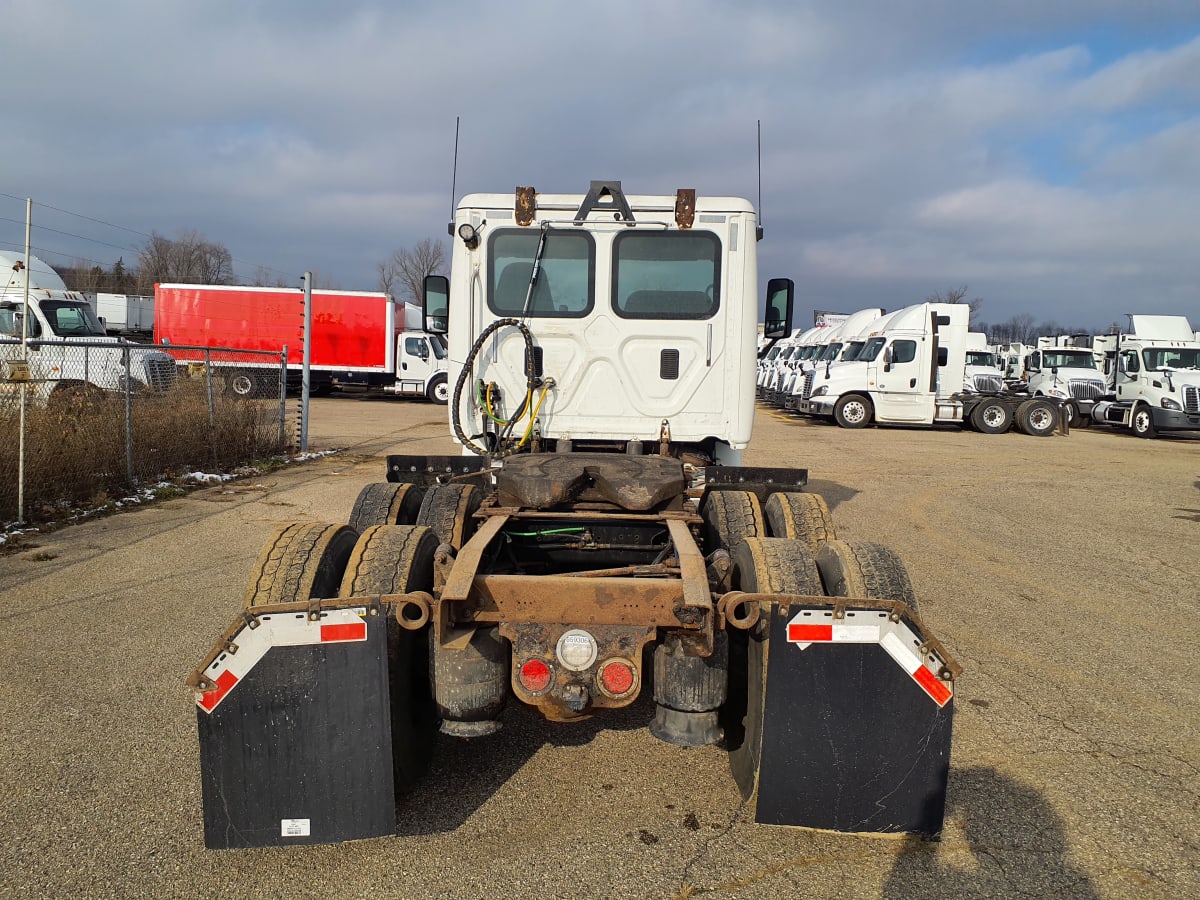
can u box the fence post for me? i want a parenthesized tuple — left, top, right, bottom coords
(279, 345, 288, 451)
(205, 348, 218, 471)
(124, 343, 134, 485)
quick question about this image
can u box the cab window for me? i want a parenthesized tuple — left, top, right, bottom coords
(488, 229, 594, 317)
(891, 339, 917, 364)
(405, 337, 428, 360)
(612, 231, 720, 320)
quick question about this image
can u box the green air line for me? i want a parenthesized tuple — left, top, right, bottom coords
(506, 527, 587, 537)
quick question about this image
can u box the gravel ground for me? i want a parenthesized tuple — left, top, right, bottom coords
(1, 398, 1197, 899)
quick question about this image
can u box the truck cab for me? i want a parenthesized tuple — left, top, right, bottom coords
(430, 182, 764, 464)
(801, 303, 969, 426)
(1, 253, 175, 403)
(1092, 316, 1200, 437)
(1023, 345, 1105, 425)
(963, 332, 1004, 393)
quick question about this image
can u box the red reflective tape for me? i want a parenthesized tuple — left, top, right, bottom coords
(788, 623, 833, 643)
(912, 664, 952, 707)
(320, 621, 366, 643)
(199, 669, 239, 712)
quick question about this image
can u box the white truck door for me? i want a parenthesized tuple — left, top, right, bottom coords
(399, 335, 434, 392)
(873, 337, 935, 422)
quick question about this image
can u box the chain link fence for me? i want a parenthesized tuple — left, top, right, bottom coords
(1, 338, 294, 523)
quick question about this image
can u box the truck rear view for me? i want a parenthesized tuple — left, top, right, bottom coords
(188, 182, 960, 849)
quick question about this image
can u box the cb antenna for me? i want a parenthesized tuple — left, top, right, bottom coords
(756, 120, 764, 241)
(447, 116, 461, 236)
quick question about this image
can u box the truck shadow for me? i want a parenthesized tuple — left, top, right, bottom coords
(805, 478, 859, 512)
(881, 766, 1100, 898)
(394, 693, 654, 836)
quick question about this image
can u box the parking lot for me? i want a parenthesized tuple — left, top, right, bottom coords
(1, 397, 1197, 898)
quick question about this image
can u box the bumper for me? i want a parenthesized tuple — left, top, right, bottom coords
(799, 397, 834, 416)
(1153, 407, 1200, 432)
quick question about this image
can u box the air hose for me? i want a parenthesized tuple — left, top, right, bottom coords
(451, 317, 548, 460)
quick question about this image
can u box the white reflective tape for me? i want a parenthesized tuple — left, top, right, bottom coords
(832, 623, 881, 643)
(880, 630, 922, 674)
(196, 607, 369, 713)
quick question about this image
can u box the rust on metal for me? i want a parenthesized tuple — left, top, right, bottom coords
(460, 574, 690, 627)
(501, 622, 656, 717)
(515, 186, 537, 226)
(674, 188, 696, 229)
(441, 514, 509, 602)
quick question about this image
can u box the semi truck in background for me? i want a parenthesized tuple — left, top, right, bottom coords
(1022, 343, 1106, 427)
(1092, 315, 1200, 438)
(784, 307, 886, 411)
(963, 333, 1005, 393)
(798, 302, 1061, 435)
(0, 252, 176, 404)
(153, 284, 449, 402)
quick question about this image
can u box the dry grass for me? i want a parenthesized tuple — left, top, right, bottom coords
(0, 378, 291, 524)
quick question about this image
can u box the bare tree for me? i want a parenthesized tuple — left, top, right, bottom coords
(136, 229, 234, 289)
(250, 266, 294, 288)
(379, 238, 446, 304)
(926, 284, 984, 326)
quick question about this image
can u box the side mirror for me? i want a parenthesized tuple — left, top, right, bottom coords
(423, 275, 449, 335)
(763, 278, 794, 340)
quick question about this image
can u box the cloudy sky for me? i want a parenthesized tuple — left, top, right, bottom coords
(2, 0, 1198, 332)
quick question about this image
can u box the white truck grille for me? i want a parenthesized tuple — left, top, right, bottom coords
(802, 370, 815, 399)
(1069, 379, 1105, 400)
(1183, 384, 1200, 414)
(972, 374, 1003, 393)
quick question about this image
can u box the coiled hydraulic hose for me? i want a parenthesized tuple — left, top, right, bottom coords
(451, 317, 546, 460)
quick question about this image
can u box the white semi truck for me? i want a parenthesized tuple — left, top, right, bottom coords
(186, 181, 960, 849)
(784, 307, 886, 411)
(1092, 315, 1200, 438)
(798, 302, 1060, 435)
(963, 332, 1005, 393)
(1022, 344, 1106, 427)
(0, 252, 176, 404)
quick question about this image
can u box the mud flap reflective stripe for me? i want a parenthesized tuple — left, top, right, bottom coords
(754, 605, 954, 837)
(195, 610, 395, 848)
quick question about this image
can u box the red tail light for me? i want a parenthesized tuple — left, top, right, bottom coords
(518, 658, 552, 693)
(598, 659, 636, 698)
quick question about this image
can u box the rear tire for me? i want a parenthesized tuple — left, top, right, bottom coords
(348, 482, 425, 531)
(416, 483, 482, 549)
(701, 490, 764, 552)
(815, 539, 918, 612)
(763, 492, 836, 550)
(243, 521, 359, 607)
(1016, 398, 1058, 437)
(339, 525, 439, 791)
(724, 538, 823, 799)
(970, 398, 1012, 434)
(225, 371, 255, 398)
(834, 394, 872, 429)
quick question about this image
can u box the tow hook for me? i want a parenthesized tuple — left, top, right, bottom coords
(561, 683, 590, 712)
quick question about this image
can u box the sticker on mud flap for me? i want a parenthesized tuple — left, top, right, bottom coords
(281, 818, 311, 837)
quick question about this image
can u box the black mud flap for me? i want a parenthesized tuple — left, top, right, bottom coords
(195, 608, 395, 848)
(749, 604, 954, 837)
